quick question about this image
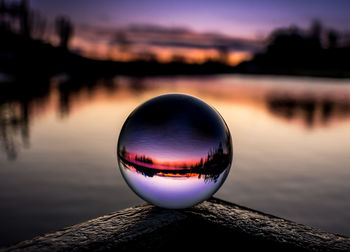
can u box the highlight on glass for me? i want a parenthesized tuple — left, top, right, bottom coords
(117, 94, 233, 208)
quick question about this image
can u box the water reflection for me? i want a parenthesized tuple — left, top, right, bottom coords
(267, 93, 350, 128)
(1, 75, 350, 240)
(0, 77, 118, 159)
(1, 76, 350, 160)
(0, 80, 51, 159)
(0, 103, 26, 160)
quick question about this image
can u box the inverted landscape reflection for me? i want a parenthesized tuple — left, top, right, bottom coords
(117, 94, 232, 208)
(119, 141, 229, 181)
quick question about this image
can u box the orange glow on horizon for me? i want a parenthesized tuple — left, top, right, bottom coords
(124, 164, 202, 178)
(122, 152, 208, 169)
(71, 36, 252, 66)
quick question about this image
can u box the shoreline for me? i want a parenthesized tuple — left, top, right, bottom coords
(2, 197, 350, 251)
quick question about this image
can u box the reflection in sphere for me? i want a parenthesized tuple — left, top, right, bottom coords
(117, 94, 233, 209)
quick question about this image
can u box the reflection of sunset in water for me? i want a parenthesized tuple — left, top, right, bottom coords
(51, 76, 350, 129)
(2, 75, 350, 237)
(2, 76, 350, 161)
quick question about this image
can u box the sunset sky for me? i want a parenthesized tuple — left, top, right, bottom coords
(31, 0, 350, 38)
(29, 0, 350, 64)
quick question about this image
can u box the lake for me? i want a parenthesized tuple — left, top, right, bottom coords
(1, 74, 350, 246)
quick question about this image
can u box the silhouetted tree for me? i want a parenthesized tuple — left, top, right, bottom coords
(265, 26, 305, 65)
(18, 0, 30, 37)
(30, 11, 47, 40)
(217, 45, 229, 64)
(327, 29, 338, 49)
(0, 0, 30, 37)
(0, 0, 10, 31)
(171, 54, 186, 63)
(137, 51, 157, 62)
(309, 19, 322, 49)
(121, 146, 126, 158)
(55, 16, 74, 49)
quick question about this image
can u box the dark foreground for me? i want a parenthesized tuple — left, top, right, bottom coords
(2, 198, 350, 251)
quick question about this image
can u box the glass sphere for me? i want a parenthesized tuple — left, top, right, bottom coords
(117, 94, 233, 209)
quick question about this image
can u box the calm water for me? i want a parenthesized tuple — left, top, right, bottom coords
(1, 74, 350, 246)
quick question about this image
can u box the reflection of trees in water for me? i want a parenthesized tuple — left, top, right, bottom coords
(55, 78, 108, 118)
(0, 79, 51, 160)
(266, 94, 350, 127)
(0, 101, 29, 160)
(55, 77, 151, 118)
(119, 140, 231, 182)
(0, 77, 126, 159)
(0, 75, 156, 160)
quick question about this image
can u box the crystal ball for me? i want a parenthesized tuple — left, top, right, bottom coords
(117, 94, 233, 209)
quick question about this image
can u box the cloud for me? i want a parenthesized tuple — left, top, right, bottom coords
(77, 23, 263, 53)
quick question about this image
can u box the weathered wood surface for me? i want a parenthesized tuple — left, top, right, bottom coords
(2, 197, 350, 251)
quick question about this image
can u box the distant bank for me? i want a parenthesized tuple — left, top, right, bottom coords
(1, 29, 350, 80)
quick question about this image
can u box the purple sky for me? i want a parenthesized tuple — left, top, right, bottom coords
(31, 0, 350, 39)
